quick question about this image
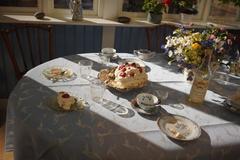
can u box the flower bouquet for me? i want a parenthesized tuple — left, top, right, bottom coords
(164, 26, 240, 80)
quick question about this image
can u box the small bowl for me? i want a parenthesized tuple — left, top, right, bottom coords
(117, 16, 131, 23)
(101, 48, 116, 57)
(136, 93, 159, 111)
(134, 49, 155, 60)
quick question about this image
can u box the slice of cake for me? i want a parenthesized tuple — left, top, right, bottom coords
(57, 91, 76, 110)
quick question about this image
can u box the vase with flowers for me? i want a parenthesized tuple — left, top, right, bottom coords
(164, 26, 239, 103)
(164, 26, 239, 82)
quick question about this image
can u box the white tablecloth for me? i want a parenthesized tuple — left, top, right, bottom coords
(5, 53, 240, 160)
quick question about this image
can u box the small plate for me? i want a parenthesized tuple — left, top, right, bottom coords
(118, 58, 146, 67)
(47, 96, 89, 112)
(42, 66, 77, 82)
(157, 115, 201, 141)
(98, 53, 118, 60)
(131, 99, 159, 115)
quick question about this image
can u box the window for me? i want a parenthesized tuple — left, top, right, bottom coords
(122, 0, 144, 12)
(167, 0, 198, 14)
(54, 0, 93, 10)
(45, 0, 98, 17)
(118, 0, 146, 18)
(208, 0, 238, 22)
(0, 0, 37, 7)
(163, 0, 205, 22)
(0, 0, 39, 13)
(118, 0, 205, 21)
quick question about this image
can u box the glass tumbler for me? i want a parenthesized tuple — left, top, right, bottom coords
(90, 79, 106, 103)
(100, 55, 110, 66)
(79, 60, 93, 79)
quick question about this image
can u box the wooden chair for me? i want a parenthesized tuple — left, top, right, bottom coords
(1, 24, 54, 80)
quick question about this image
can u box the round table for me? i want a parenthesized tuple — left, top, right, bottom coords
(5, 53, 240, 160)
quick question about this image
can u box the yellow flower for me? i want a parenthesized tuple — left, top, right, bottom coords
(191, 43, 201, 50)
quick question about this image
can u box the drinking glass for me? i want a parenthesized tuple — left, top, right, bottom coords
(79, 60, 93, 79)
(100, 55, 110, 66)
(90, 79, 106, 104)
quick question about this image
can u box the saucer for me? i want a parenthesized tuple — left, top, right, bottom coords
(157, 115, 201, 141)
(99, 52, 118, 60)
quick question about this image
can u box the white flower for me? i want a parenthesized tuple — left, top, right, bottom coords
(168, 50, 173, 57)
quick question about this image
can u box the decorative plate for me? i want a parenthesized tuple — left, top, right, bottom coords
(42, 66, 77, 82)
(157, 115, 201, 141)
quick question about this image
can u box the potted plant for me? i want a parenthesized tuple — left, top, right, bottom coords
(142, 0, 166, 24)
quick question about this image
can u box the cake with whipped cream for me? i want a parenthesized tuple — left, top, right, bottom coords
(99, 62, 147, 90)
(57, 91, 76, 110)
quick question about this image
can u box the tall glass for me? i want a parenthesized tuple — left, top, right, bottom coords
(78, 60, 93, 80)
(90, 79, 106, 104)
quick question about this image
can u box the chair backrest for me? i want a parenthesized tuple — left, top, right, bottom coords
(1, 24, 54, 80)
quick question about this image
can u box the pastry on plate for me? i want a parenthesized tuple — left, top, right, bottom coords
(98, 62, 148, 91)
(57, 91, 77, 110)
(43, 67, 74, 80)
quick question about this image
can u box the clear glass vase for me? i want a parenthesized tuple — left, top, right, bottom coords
(69, 0, 83, 21)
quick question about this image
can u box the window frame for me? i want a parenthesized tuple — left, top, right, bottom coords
(0, 0, 41, 14)
(117, 0, 146, 18)
(43, 0, 99, 18)
(206, 0, 240, 23)
(163, 0, 205, 22)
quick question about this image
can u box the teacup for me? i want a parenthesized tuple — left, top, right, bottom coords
(136, 93, 159, 111)
(101, 48, 116, 57)
(134, 49, 155, 60)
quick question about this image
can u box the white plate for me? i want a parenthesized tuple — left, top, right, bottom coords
(118, 58, 146, 67)
(158, 115, 201, 141)
(42, 66, 77, 82)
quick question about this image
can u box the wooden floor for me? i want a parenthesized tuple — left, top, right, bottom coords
(0, 125, 14, 160)
(0, 99, 13, 160)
